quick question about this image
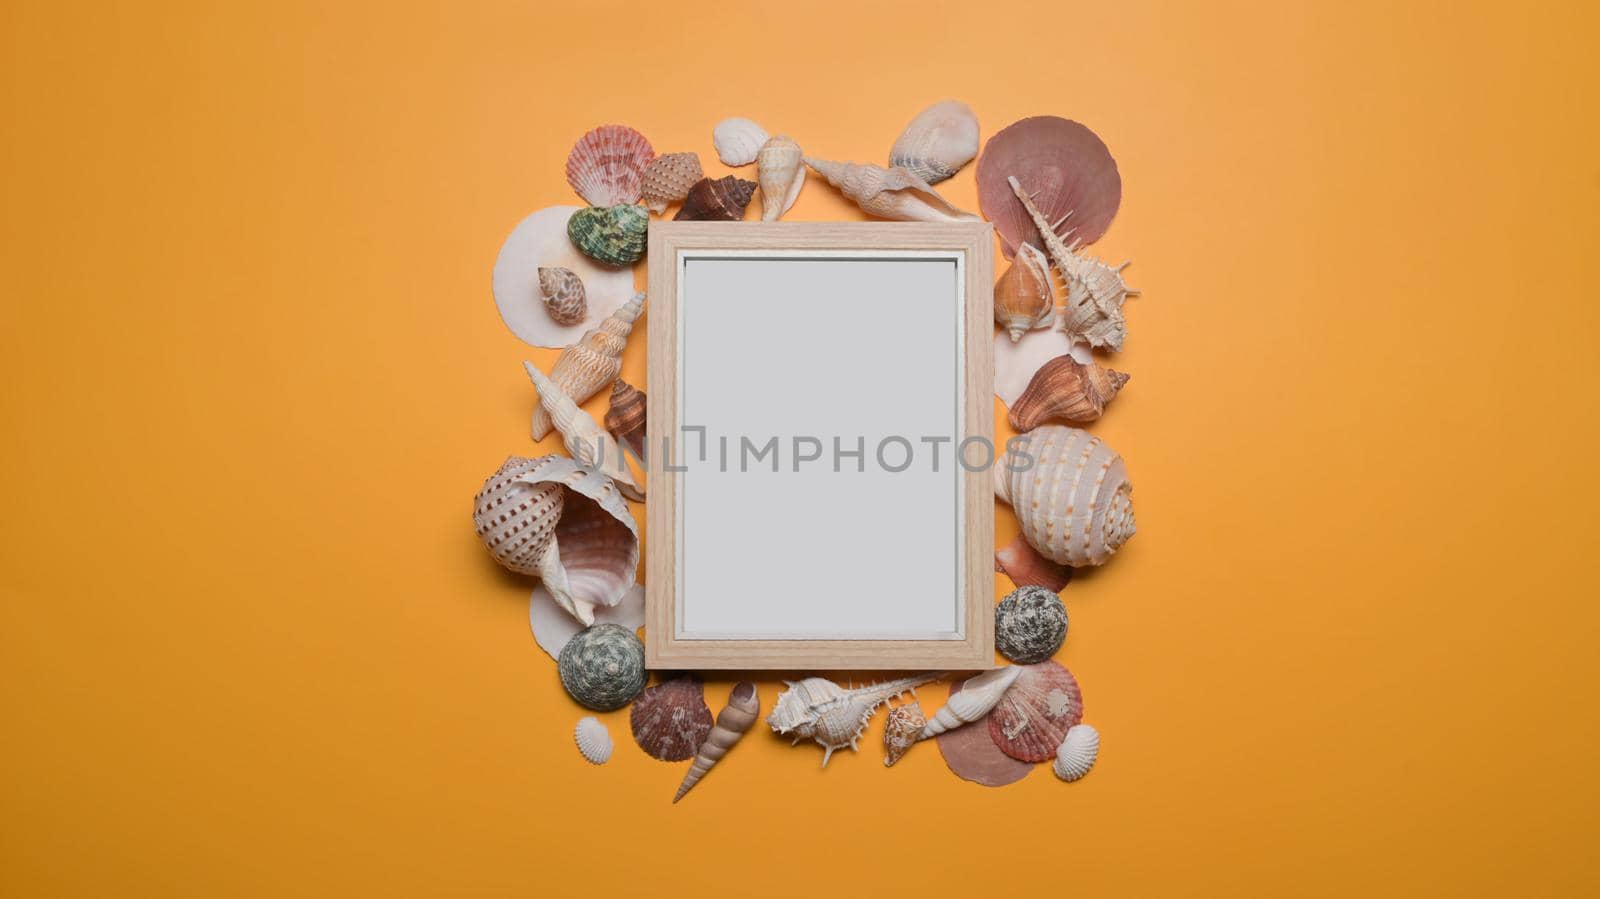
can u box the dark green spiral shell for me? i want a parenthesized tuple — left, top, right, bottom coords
(566, 204, 648, 267)
(995, 585, 1069, 664)
(557, 623, 646, 711)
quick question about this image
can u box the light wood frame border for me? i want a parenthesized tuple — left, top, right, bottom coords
(645, 221, 995, 670)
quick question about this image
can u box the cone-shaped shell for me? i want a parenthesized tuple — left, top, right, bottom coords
(712, 117, 768, 166)
(558, 623, 646, 711)
(987, 660, 1083, 763)
(882, 703, 926, 767)
(995, 426, 1134, 567)
(537, 266, 587, 326)
(995, 532, 1073, 592)
(757, 135, 805, 221)
(640, 152, 703, 214)
(888, 100, 979, 184)
(977, 116, 1121, 258)
(918, 666, 1021, 739)
(674, 682, 760, 801)
(1008, 355, 1128, 431)
(631, 677, 714, 762)
(531, 292, 644, 441)
(565, 125, 654, 208)
(803, 157, 979, 223)
(1053, 723, 1100, 782)
(994, 242, 1055, 342)
(674, 176, 757, 221)
(603, 380, 646, 461)
(524, 362, 646, 502)
(567, 204, 648, 267)
(574, 716, 613, 764)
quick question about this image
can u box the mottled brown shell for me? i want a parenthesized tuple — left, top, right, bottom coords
(640, 152, 704, 214)
(630, 676, 714, 761)
(537, 266, 587, 326)
(603, 379, 646, 460)
(1008, 355, 1129, 431)
(673, 176, 757, 222)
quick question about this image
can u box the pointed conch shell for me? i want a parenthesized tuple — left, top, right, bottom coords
(712, 117, 769, 166)
(531, 292, 643, 441)
(994, 242, 1055, 342)
(574, 716, 613, 765)
(674, 682, 760, 802)
(767, 674, 940, 768)
(603, 380, 646, 461)
(882, 703, 926, 767)
(995, 425, 1134, 567)
(673, 176, 756, 221)
(1007, 175, 1137, 351)
(803, 157, 979, 223)
(1053, 723, 1099, 782)
(538, 266, 587, 326)
(640, 152, 703, 214)
(888, 99, 979, 184)
(918, 666, 1021, 740)
(524, 364, 646, 502)
(1008, 354, 1128, 431)
(757, 135, 805, 221)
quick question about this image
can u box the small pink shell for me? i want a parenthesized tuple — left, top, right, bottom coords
(995, 533, 1073, 593)
(935, 678, 1035, 787)
(976, 116, 1121, 259)
(987, 660, 1083, 763)
(630, 676, 713, 762)
(565, 125, 655, 207)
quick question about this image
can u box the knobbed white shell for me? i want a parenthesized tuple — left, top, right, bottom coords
(888, 99, 979, 184)
(995, 425, 1135, 567)
(574, 716, 613, 765)
(1053, 723, 1099, 782)
(712, 117, 769, 166)
(767, 674, 938, 768)
(919, 666, 1021, 739)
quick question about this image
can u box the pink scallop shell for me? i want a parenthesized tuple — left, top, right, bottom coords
(629, 676, 713, 762)
(976, 116, 1121, 259)
(935, 678, 1035, 787)
(987, 660, 1083, 763)
(565, 125, 655, 207)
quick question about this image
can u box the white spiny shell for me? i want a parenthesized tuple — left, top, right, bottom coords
(524, 362, 645, 502)
(712, 117, 769, 166)
(756, 135, 805, 221)
(1007, 175, 1138, 351)
(888, 100, 979, 184)
(530, 291, 643, 441)
(1053, 723, 1099, 782)
(574, 716, 613, 764)
(918, 666, 1021, 739)
(767, 674, 939, 768)
(995, 426, 1135, 567)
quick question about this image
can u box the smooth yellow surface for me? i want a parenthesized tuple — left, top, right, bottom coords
(3, 1, 1597, 895)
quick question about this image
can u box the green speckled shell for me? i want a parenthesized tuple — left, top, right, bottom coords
(566, 204, 648, 267)
(558, 623, 646, 711)
(994, 585, 1068, 664)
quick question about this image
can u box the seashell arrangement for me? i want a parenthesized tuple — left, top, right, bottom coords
(674, 682, 760, 802)
(574, 716, 613, 765)
(888, 99, 979, 184)
(558, 623, 647, 711)
(919, 665, 1022, 740)
(994, 242, 1056, 342)
(712, 116, 769, 166)
(630, 676, 714, 762)
(995, 533, 1073, 593)
(995, 425, 1135, 567)
(537, 266, 587, 326)
(674, 175, 758, 221)
(565, 125, 655, 207)
(603, 379, 646, 461)
(524, 363, 646, 502)
(882, 703, 926, 767)
(566, 204, 649, 267)
(987, 660, 1083, 763)
(491, 206, 637, 348)
(530, 291, 644, 441)
(977, 116, 1121, 258)
(756, 135, 806, 221)
(1008, 175, 1137, 351)
(995, 586, 1069, 664)
(767, 674, 938, 767)
(1053, 723, 1099, 782)
(804, 157, 979, 223)
(934, 677, 1035, 787)
(640, 152, 704, 214)
(1009, 354, 1129, 430)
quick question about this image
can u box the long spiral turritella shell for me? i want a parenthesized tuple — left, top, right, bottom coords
(673, 682, 760, 803)
(995, 426, 1134, 567)
(918, 666, 1022, 739)
(531, 292, 644, 441)
(524, 363, 646, 502)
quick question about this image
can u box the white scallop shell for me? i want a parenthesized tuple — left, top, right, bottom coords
(575, 716, 614, 765)
(491, 206, 638, 348)
(1053, 723, 1099, 782)
(713, 117, 769, 167)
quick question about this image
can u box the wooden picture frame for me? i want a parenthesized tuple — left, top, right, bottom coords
(645, 221, 995, 670)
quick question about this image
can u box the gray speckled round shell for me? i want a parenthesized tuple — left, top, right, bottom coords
(557, 623, 646, 711)
(995, 585, 1069, 664)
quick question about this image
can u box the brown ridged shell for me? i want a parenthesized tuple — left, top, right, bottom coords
(640, 152, 704, 214)
(1008, 355, 1129, 430)
(987, 661, 1083, 763)
(674, 176, 757, 221)
(630, 676, 714, 762)
(603, 379, 646, 460)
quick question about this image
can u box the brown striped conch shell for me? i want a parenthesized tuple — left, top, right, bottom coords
(767, 674, 939, 768)
(757, 135, 805, 221)
(994, 242, 1055, 342)
(888, 99, 979, 184)
(935, 678, 1034, 787)
(1008, 354, 1129, 430)
(977, 116, 1121, 258)
(995, 533, 1073, 593)
(674, 682, 760, 802)
(882, 703, 926, 767)
(630, 676, 714, 762)
(918, 665, 1021, 739)
(603, 380, 646, 461)
(1053, 723, 1099, 782)
(530, 292, 644, 441)
(712, 117, 769, 166)
(988, 660, 1082, 763)
(523, 364, 646, 502)
(537, 266, 587, 326)
(1008, 175, 1138, 351)
(995, 425, 1134, 567)
(640, 152, 703, 214)
(565, 125, 655, 207)
(674, 176, 757, 221)
(803, 157, 979, 223)
(492, 206, 638, 349)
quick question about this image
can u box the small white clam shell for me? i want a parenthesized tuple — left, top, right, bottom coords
(713, 117, 769, 167)
(575, 716, 614, 765)
(1052, 723, 1099, 782)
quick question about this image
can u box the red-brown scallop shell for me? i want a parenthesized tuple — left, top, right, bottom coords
(976, 116, 1121, 259)
(565, 125, 655, 207)
(630, 676, 713, 761)
(986, 660, 1083, 763)
(935, 677, 1035, 787)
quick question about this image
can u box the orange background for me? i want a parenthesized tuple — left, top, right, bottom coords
(3, 1, 1598, 895)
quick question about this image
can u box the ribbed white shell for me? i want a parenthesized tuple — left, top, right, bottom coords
(574, 716, 613, 765)
(995, 426, 1135, 567)
(1052, 723, 1099, 782)
(712, 117, 769, 166)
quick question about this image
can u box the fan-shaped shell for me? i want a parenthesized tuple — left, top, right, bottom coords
(491, 206, 639, 348)
(889, 100, 979, 184)
(574, 716, 613, 765)
(1053, 723, 1099, 782)
(987, 660, 1083, 763)
(537, 266, 587, 326)
(631, 677, 714, 762)
(558, 623, 646, 711)
(757, 135, 805, 221)
(674, 176, 757, 221)
(995, 425, 1135, 567)
(603, 380, 646, 460)
(805, 157, 979, 223)
(995, 585, 1069, 664)
(1010, 354, 1128, 430)
(712, 117, 769, 166)
(530, 291, 644, 441)
(565, 125, 654, 207)
(640, 152, 704, 214)
(567, 204, 648, 268)
(977, 116, 1121, 258)
(995, 533, 1073, 593)
(935, 678, 1034, 787)
(994, 242, 1055, 342)
(882, 703, 925, 767)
